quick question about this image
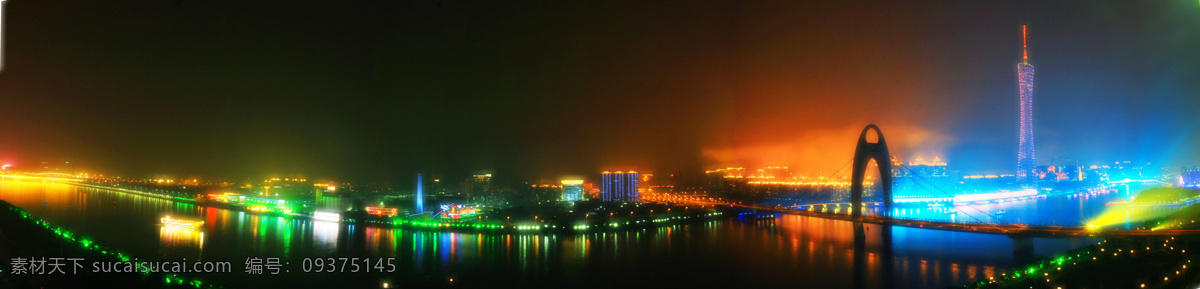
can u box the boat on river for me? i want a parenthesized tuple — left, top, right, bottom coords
(161, 216, 204, 229)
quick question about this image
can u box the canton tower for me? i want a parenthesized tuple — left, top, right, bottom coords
(1015, 25, 1036, 182)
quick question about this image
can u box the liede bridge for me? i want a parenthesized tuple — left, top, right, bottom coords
(780, 125, 1199, 267)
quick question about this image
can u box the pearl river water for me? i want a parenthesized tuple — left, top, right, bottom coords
(0, 179, 1164, 288)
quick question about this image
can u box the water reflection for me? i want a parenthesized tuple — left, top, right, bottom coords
(313, 220, 339, 253)
(851, 221, 894, 289)
(854, 222, 868, 289)
(0, 180, 1133, 288)
(159, 226, 204, 250)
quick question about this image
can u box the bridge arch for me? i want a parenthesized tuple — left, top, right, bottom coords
(850, 124, 892, 221)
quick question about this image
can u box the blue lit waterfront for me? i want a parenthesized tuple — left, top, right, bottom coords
(882, 183, 1171, 228)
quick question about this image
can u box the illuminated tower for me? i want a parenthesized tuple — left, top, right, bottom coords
(415, 173, 424, 213)
(600, 171, 639, 202)
(1016, 25, 1037, 182)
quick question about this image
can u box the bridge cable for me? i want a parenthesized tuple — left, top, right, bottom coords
(900, 164, 1017, 226)
(825, 159, 853, 184)
(819, 159, 854, 204)
(893, 166, 989, 224)
(896, 164, 1016, 226)
(895, 164, 1003, 223)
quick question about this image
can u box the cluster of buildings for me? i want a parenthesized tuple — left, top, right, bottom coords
(695, 152, 1191, 206)
(494, 171, 641, 205)
(891, 156, 955, 203)
(1179, 166, 1200, 188)
(374, 171, 644, 217)
(68, 169, 650, 221)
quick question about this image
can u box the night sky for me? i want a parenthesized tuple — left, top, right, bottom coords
(1, 1, 1197, 183)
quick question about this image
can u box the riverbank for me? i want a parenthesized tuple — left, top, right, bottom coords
(1128, 187, 1200, 208)
(959, 237, 1200, 289)
(45, 179, 771, 235)
(0, 200, 218, 288)
(63, 181, 198, 203)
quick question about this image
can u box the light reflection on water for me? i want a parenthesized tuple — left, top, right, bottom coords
(313, 220, 339, 253)
(846, 184, 1168, 228)
(159, 226, 204, 257)
(0, 180, 1147, 288)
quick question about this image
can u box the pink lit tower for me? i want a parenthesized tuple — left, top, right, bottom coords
(1015, 25, 1036, 182)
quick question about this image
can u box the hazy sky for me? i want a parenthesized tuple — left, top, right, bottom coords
(0, 0, 1197, 183)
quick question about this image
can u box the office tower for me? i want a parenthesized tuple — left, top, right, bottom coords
(1183, 166, 1200, 188)
(561, 180, 584, 202)
(601, 171, 639, 202)
(472, 174, 492, 203)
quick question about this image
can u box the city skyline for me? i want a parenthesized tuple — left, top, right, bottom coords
(1, 2, 1199, 289)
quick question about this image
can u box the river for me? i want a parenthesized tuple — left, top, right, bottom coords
(0, 179, 1162, 288)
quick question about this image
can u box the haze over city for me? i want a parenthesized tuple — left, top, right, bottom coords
(1, 1, 1196, 184)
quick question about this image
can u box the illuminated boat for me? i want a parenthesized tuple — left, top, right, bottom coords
(161, 216, 204, 229)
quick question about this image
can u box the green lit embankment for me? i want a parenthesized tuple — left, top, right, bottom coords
(43, 179, 775, 234)
(958, 237, 1199, 289)
(0, 201, 218, 289)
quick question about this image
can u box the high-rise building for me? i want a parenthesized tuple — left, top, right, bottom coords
(760, 166, 792, 180)
(561, 180, 584, 202)
(601, 171, 639, 202)
(1016, 25, 1037, 182)
(1182, 166, 1200, 188)
(583, 183, 600, 200)
(429, 175, 446, 195)
(261, 177, 312, 197)
(471, 174, 493, 203)
(891, 156, 953, 203)
(1033, 166, 1085, 182)
(525, 183, 561, 204)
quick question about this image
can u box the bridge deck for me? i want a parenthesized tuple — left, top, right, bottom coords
(762, 207, 1200, 238)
